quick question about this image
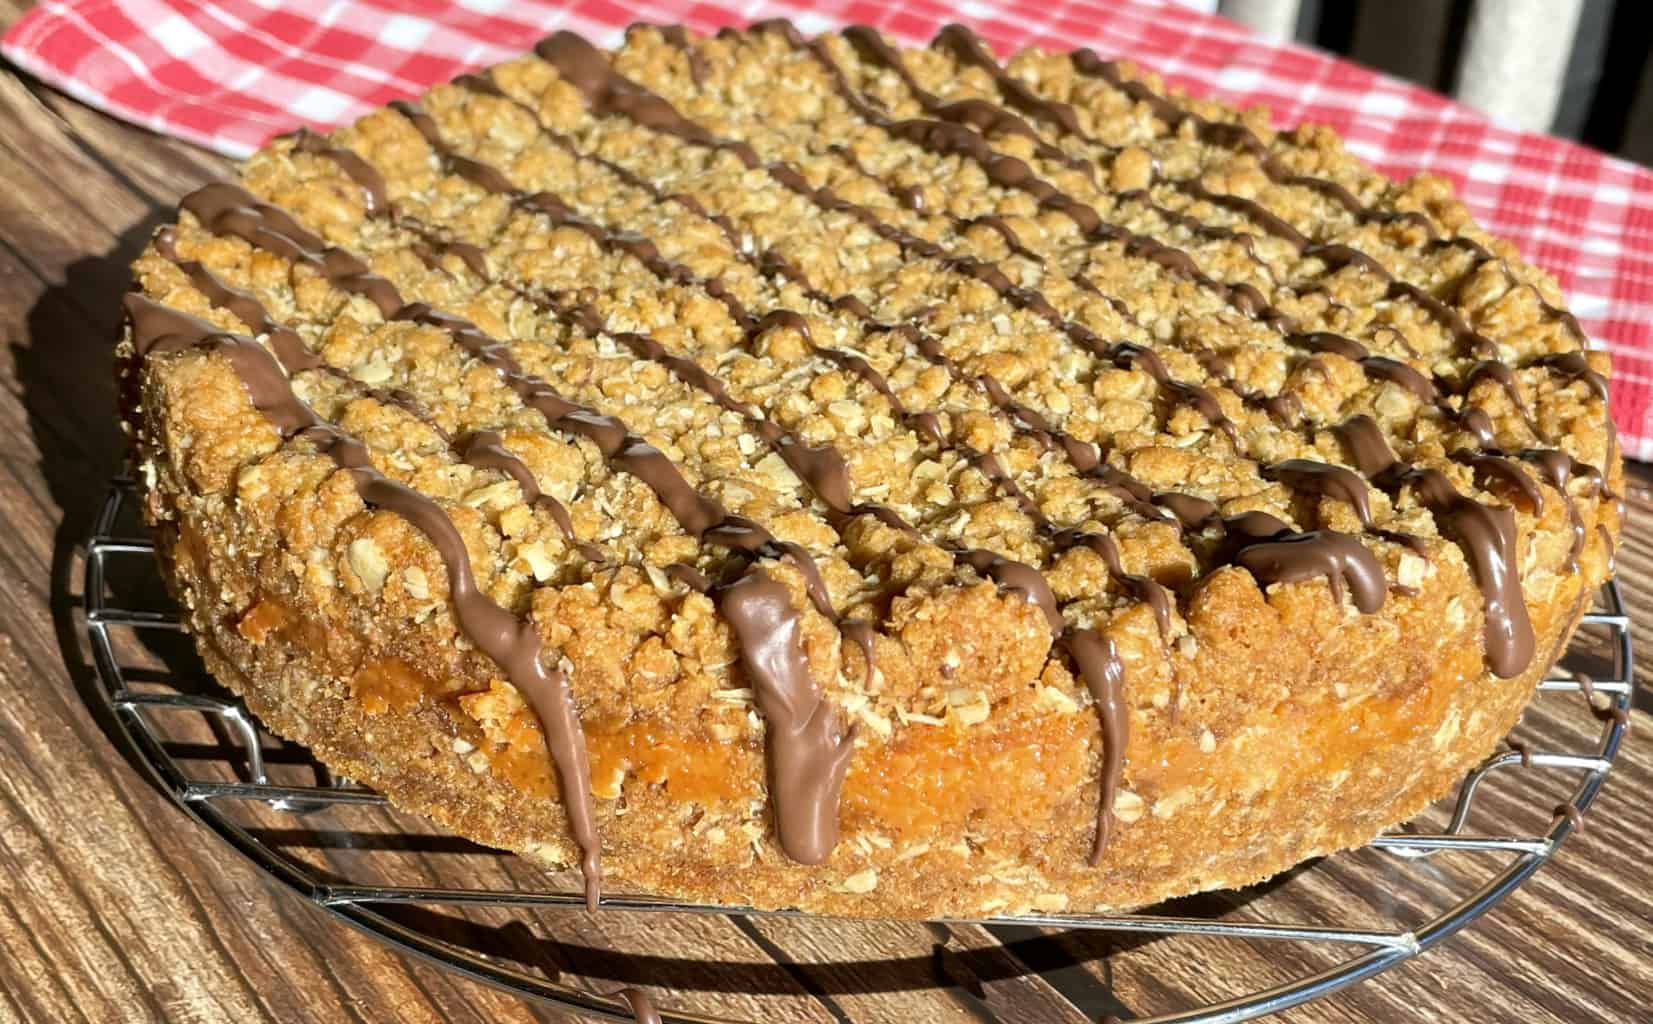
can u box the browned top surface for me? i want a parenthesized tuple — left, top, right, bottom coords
(0, 3, 1648, 1019)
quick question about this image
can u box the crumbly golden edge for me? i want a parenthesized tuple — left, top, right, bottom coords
(122, 23, 1619, 919)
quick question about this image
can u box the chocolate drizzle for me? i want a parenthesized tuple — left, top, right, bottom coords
(718, 571, 856, 863)
(146, 21, 1615, 886)
(426, 66, 1224, 643)
(1453, 451, 1543, 513)
(153, 227, 602, 562)
(841, 619, 879, 686)
(1235, 529, 1386, 613)
(1334, 415, 1399, 479)
(1552, 802, 1585, 831)
(1533, 352, 1609, 400)
(1266, 460, 1375, 528)
(1052, 529, 1173, 640)
(536, 34, 1493, 704)
(1332, 417, 1539, 676)
(535, 34, 762, 170)
(959, 548, 1062, 632)
(181, 185, 403, 319)
(457, 430, 603, 562)
(290, 128, 389, 212)
(1070, 49, 1433, 236)
(926, 27, 1608, 424)
(125, 294, 606, 910)
(838, 22, 1608, 465)
(1464, 359, 1538, 430)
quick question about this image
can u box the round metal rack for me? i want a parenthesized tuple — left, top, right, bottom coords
(79, 479, 1636, 1023)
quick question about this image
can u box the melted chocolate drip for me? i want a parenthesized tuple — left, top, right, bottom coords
(181, 185, 404, 319)
(718, 571, 856, 863)
(1393, 467, 1535, 678)
(1533, 352, 1609, 400)
(126, 294, 606, 909)
(1266, 459, 1375, 528)
(1574, 673, 1631, 727)
(1290, 332, 1442, 403)
(1235, 530, 1386, 613)
(959, 547, 1063, 632)
(1455, 407, 1499, 448)
(1062, 628, 1128, 863)
(646, 23, 711, 89)
(536, 33, 762, 169)
(1225, 509, 1294, 540)
(665, 562, 713, 593)
(1335, 418, 1538, 676)
(1453, 451, 1544, 513)
(1464, 359, 1538, 430)
(290, 128, 389, 212)
(840, 619, 879, 686)
(1552, 802, 1584, 831)
(1335, 415, 1399, 479)
(1157, 492, 1219, 530)
(391, 302, 731, 540)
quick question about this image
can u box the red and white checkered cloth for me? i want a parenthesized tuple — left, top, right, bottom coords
(7, 0, 1652, 459)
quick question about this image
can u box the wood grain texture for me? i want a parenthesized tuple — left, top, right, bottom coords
(0, 3, 1647, 1019)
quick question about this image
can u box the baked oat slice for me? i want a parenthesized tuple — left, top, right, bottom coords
(120, 21, 1620, 918)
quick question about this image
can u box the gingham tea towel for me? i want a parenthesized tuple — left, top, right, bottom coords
(6, 0, 1652, 457)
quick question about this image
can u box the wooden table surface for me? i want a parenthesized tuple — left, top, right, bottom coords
(0, 5, 1649, 1020)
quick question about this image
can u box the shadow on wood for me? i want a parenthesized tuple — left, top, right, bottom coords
(21, 211, 199, 794)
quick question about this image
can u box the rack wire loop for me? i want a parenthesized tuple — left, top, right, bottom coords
(78, 481, 1635, 1023)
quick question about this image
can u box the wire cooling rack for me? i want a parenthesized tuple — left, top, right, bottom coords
(79, 479, 1635, 1023)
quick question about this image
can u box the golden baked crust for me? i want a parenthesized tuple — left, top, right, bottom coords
(120, 21, 1621, 918)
